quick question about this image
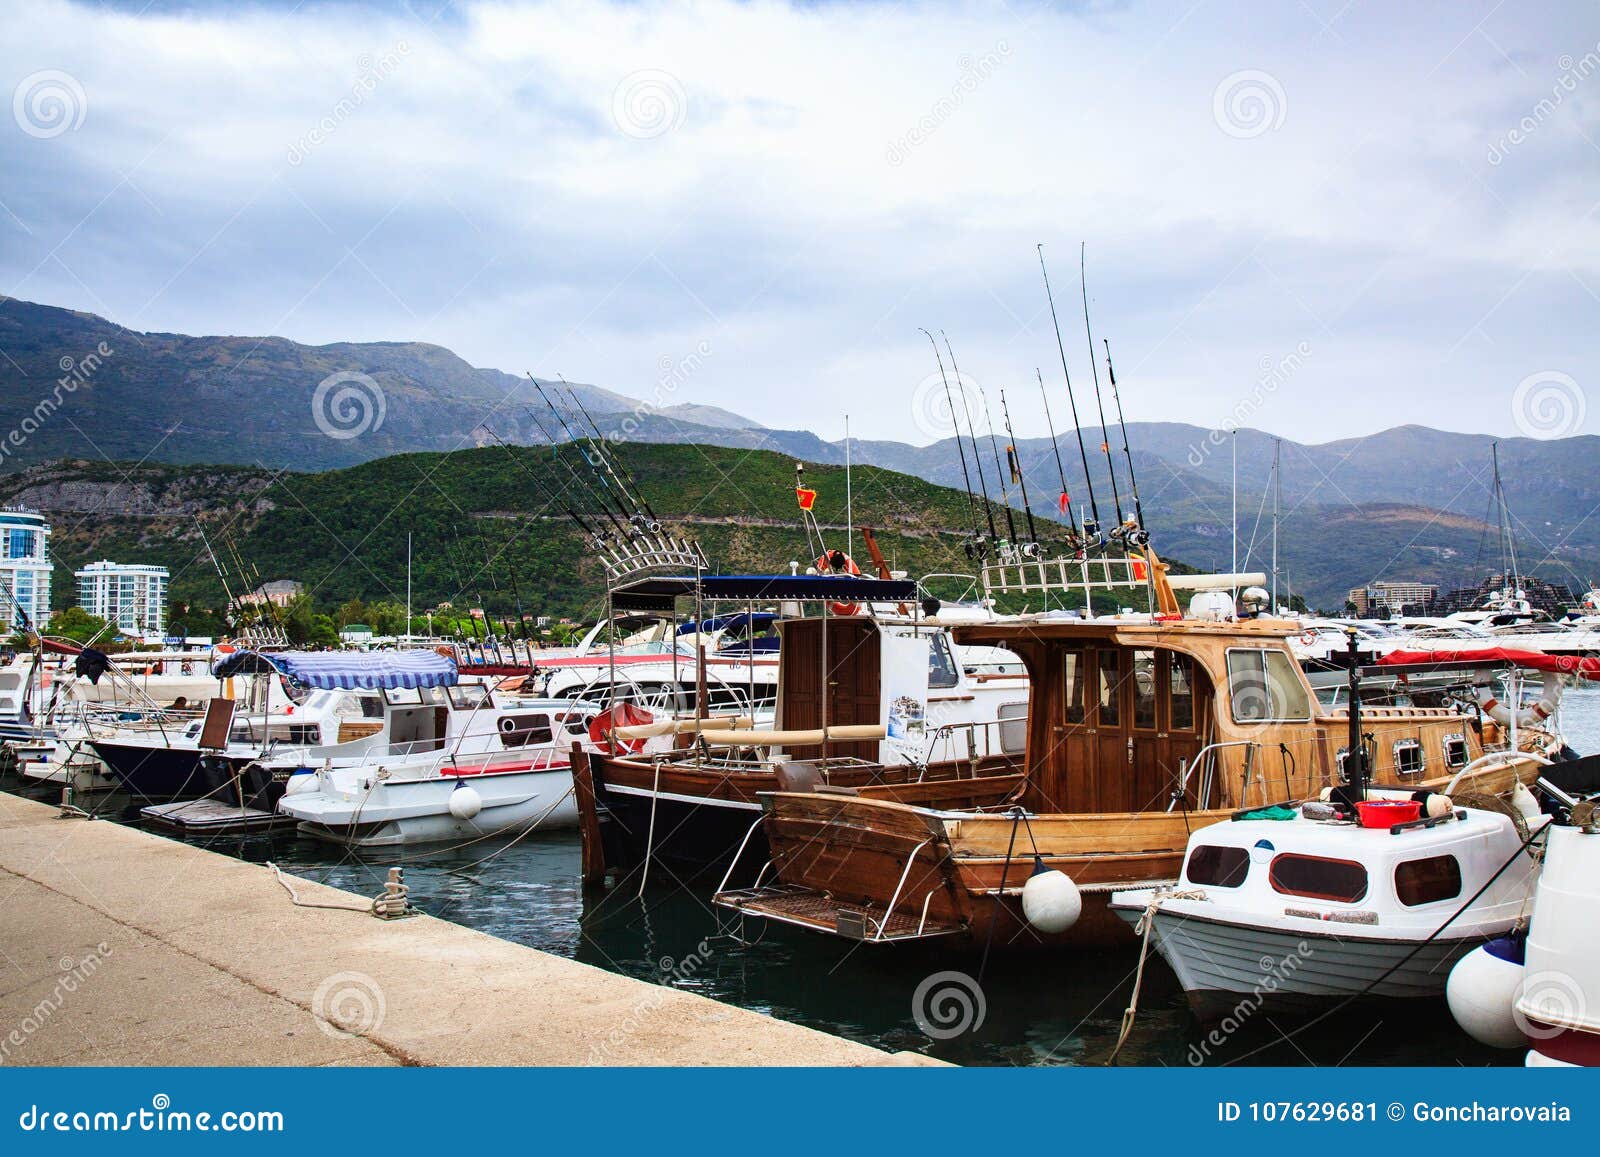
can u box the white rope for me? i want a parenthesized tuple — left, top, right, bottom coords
(266, 861, 380, 914)
(1107, 887, 1206, 1064)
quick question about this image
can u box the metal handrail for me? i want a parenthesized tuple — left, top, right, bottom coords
(1169, 739, 1260, 812)
(870, 837, 933, 942)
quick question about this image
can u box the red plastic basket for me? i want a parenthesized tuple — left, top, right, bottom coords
(1354, 799, 1421, 829)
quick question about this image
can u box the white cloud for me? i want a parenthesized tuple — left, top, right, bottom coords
(2, 0, 1597, 445)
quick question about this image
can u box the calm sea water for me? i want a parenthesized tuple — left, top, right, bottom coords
(13, 686, 1598, 1067)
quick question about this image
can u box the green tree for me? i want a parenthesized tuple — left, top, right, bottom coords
(45, 606, 112, 644)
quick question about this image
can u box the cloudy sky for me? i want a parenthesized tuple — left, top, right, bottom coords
(2, 0, 1598, 446)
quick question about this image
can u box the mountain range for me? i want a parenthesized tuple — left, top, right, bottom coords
(2, 297, 1595, 610)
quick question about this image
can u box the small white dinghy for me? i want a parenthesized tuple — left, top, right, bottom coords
(1110, 789, 1545, 1021)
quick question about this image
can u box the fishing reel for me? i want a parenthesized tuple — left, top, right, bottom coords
(1018, 540, 1041, 559)
(629, 514, 664, 534)
(1123, 525, 1150, 549)
(962, 535, 990, 562)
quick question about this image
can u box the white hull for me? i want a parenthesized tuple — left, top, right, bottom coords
(1130, 907, 1483, 1018)
(282, 766, 578, 848)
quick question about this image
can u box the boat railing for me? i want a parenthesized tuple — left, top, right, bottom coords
(913, 715, 1027, 778)
(981, 553, 1153, 598)
(1169, 740, 1262, 812)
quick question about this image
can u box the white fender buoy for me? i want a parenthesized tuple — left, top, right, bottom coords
(1447, 937, 1527, 1049)
(448, 782, 483, 821)
(1021, 857, 1081, 934)
(284, 770, 318, 797)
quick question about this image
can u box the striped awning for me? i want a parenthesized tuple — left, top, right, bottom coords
(211, 649, 459, 689)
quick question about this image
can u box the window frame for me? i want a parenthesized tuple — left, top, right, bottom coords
(1269, 852, 1369, 904)
(1394, 854, 1463, 908)
(1225, 647, 1313, 724)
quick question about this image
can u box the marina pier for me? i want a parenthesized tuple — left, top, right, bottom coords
(0, 791, 918, 1067)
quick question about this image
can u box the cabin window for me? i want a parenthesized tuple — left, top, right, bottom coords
(1393, 739, 1424, 777)
(1269, 854, 1369, 903)
(1442, 733, 1468, 770)
(1185, 844, 1249, 888)
(1226, 649, 1311, 723)
(927, 634, 959, 690)
(499, 713, 554, 746)
(997, 701, 1028, 754)
(1096, 651, 1121, 727)
(1062, 651, 1086, 725)
(449, 684, 491, 710)
(1131, 650, 1158, 730)
(1169, 653, 1195, 731)
(563, 712, 591, 736)
(1395, 855, 1462, 907)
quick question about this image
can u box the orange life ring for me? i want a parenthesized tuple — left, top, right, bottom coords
(816, 550, 863, 616)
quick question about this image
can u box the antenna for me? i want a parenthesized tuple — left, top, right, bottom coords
(1038, 244, 1102, 544)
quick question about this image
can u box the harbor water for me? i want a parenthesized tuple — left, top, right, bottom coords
(13, 686, 1597, 1067)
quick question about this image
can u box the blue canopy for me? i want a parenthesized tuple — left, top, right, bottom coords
(211, 649, 459, 690)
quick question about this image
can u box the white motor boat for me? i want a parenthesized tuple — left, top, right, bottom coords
(1110, 789, 1546, 1020)
(276, 695, 604, 848)
(1446, 760, 1600, 1065)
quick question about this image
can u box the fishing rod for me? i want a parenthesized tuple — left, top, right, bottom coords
(483, 423, 613, 547)
(973, 377, 1020, 550)
(1037, 243, 1102, 546)
(941, 332, 1001, 547)
(1080, 242, 1125, 534)
(541, 379, 643, 526)
(442, 529, 484, 644)
(532, 379, 639, 531)
(561, 378, 661, 527)
(919, 327, 986, 558)
(1102, 338, 1148, 546)
(1035, 369, 1083, 553)
(524, 406, 632, 537)
(999, 387, 1040, 554)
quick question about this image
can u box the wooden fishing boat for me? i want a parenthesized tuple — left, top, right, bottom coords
(714, 551, 1563, 948)
(573, 571, 1032, 884)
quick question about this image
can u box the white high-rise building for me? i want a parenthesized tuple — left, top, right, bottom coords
(0, 507, 52, 630)
(75, 560, 169, 637)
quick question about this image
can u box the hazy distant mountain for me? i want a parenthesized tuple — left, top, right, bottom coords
(3, 297, 1594, 608)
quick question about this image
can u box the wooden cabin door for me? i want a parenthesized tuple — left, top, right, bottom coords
(1131, 650, 1209, 811)
(777, 617, 881, 761)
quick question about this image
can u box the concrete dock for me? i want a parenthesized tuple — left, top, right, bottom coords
(0, 791, 916, 1066)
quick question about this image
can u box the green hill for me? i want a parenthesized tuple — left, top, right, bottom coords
(0, 445, 1080, 631)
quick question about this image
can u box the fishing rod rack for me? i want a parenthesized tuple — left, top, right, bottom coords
(602, 535, 710, 587)
(980, 552, 1154, 612)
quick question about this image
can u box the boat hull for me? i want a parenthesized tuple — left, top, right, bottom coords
(282, 767, 579, 848)
(1127, 907, 1488, 1021)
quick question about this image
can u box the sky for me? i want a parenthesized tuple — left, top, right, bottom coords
(2, 0, 1598, 447)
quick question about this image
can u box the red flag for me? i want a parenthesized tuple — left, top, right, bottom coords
(1100, 441, 1110, 454)
(1057, 492, 1070, 513)
(796, 487, 817, 511)
(1131, 557, 1148, 581)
